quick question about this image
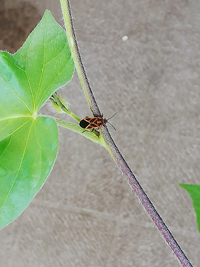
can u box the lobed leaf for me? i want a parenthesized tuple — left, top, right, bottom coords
(0, 10, 74, 228)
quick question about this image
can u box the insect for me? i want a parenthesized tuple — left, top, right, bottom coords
(79, 113, 116, 131)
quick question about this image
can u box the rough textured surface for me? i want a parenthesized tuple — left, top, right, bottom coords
(0, 0, 200, 266)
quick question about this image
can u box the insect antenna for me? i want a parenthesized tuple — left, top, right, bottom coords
(106, 112, 117, 130)
(107, 121, 116, 130)
(107, 112, 117, 120)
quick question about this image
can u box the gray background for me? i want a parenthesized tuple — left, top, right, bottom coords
(1, 0, 200, 266)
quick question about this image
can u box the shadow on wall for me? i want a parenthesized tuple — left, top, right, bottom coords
(0, 0, 42, 53)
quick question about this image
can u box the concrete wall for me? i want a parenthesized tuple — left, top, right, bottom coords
(0, 1, 199, 266)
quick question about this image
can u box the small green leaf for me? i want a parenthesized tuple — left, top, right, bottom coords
(179, 184, 200, 234)
(0, 10, 74, 228)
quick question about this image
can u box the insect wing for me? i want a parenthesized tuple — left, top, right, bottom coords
(79, 119, 90, 129)
(79, 116, 108, 130)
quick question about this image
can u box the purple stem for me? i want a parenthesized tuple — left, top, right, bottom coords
(101, 126, 193, 267)
(66, 0, 193, 266)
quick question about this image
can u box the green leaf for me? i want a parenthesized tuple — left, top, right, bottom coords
(179, 184, 200, 234)
(0, 10, 74, 228)
(0, 10, 74, 140)
(0, 117, 58, 228)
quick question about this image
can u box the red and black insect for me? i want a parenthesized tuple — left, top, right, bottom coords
(79, 113, 116, 131)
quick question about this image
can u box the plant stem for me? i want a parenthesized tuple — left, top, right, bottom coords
(59, 0, 101, 117)
(55, 118, 100, 143)
(101, 126, 193, 267)
(59, 0, 193, 266)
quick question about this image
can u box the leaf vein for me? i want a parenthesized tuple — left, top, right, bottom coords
(0, 120, 34, 210)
